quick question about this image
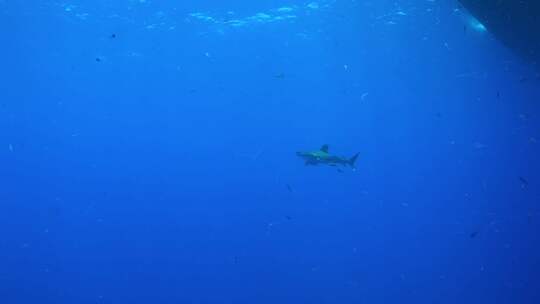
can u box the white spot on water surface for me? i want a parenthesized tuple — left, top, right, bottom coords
(276, 7, 295, 13)
(307, 2, 319, 10)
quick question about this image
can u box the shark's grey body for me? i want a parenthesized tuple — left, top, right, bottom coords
(296, 145, 359, 168)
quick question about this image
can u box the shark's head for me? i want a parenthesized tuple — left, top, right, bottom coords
(297, 145, 332, 165)
(298, 150, 320, 161)
(296, 151, 310, 158)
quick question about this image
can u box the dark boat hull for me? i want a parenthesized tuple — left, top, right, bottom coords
(458, 0, 540, 66)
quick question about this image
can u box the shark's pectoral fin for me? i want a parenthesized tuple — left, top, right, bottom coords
(349, 153, 360, 168)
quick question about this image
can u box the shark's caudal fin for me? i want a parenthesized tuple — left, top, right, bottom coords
(349, 153, 359, 167)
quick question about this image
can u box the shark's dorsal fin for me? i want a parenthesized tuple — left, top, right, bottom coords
(320, 144, 329, 153)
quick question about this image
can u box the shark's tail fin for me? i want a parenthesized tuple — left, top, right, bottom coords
(349, 153, 359, 168)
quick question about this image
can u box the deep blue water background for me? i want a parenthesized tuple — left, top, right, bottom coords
(1, 0, 540, 303)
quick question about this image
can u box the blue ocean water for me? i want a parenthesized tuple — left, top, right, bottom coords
(1, 0, 540, 303)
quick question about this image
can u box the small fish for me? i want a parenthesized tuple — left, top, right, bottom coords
(8, 144, 13, 152)
(469, 231, 479, 238)
(285, 215, 292, 221)
(110, 33, 117, 39)
(95, 57, 102, 62)
(286, 184, 293, 193)
(274, 72, 285, 79)
(496, 91, 500, 99)
(473, 142, 487, 149)
(361, 92, 369, 101)
(519, 176, 529, 187)
(337, 168, 344, 173)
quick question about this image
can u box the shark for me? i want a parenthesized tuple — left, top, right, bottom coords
(296, 145, 359, 168)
